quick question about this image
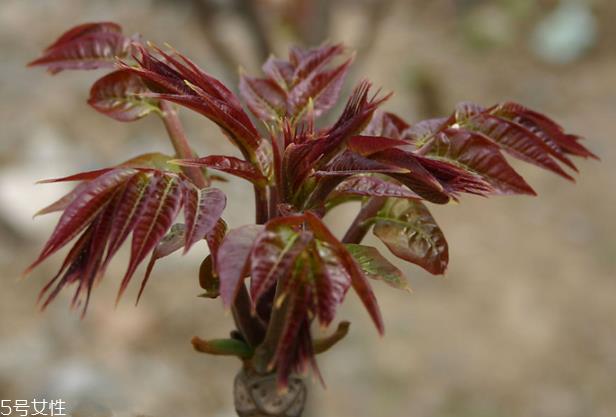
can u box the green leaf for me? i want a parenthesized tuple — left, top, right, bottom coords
(345, 244, 410, 291)
(372, 198, 448, 275)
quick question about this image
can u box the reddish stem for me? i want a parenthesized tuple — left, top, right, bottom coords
(159, 101, 208, 189)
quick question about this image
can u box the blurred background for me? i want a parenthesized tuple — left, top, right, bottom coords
(1, 0, 614, 416)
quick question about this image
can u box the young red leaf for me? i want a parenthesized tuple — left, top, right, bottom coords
(205, 219, 227, 266)
(330, 175, 421, 200)
(423, 129, 536, 195)
(43, 22, 122, 51)
(217, 224, 264, 308)
(311, 241, 352, 327)
(370, 148, 450, 203)
(288, 58, 351, 118)
(262, 56, 294, 89)
(29, 27, 132, 74)
(364, 111, 411, 138)
(33, 182, 90, 217)
(138, 223, 186, 302)
(272, 282, 311, 388)
(88, 69, 160, 122)
(101, 172, 152, 270)
(239, 74, 287, 120)
(26, 169, 139, 274)
(493, 102, 598, 160)
(290, 44, 345, 85)
(118, 173, 183, 300)
(406, 116, 452, 146)
(315, 150, 409, 177)
(182, 185, 226, 253)
(454, 103, 576, 180)
(174, 155, 267, 184)
(250, 227, 312, 305)
(305, 212, 384, 334)
(347, 135, 411, 156)
(124, 46, 261, 161)
(373, 198, 448, 275)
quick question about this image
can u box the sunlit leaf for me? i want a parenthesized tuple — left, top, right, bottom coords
(423, 129, 535, 195)
(88, 69, 160, 121)
(373, 198, 448, 275)
(175, 155, 267, 185)
(28, 22, 132, 74)
(183, 185, 226, 253)
(346, 244, 410, 291)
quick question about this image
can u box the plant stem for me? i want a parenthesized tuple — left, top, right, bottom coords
(232, 284, 265, 348)
(342, 197, 386, 244)
(159, 101, 208, 189)
(254, 186, 269, 224)
(160, 101, 266, 349)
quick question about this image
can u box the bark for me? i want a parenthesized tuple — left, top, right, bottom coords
(233, 368, 306, 417)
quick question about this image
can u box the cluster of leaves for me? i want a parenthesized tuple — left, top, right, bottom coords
(28, 22, 595, 387)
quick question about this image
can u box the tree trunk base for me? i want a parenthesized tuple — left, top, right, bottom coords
(233, 369, 306, 417)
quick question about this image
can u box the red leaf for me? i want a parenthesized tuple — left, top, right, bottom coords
(182, 185, 226, 253)
(272, 283, 311, 388)
(88, 69, 159, 122)
(347, 135, 410, 156)
(239, 74, 287, 120)
(29, 30, 132, 74)
(494, 102, 597, 160)
(406, 116, 451, 145)
(288, 59, 351, 118)
(119, 173, 183, 300)
(217, 224, 264, 308)
(205, 219, 228, 267)
(290, 44, 345, 86)
(305, 212, 384, 334)
(373, 198, 448, 275)
(262, 56, 294, 89)
(175, 155, 267, 184)
(315, 150, 408, 176)
(26, 169, 138, 274)
(124, 46, 261, 160)
(138, 223, 186, 302)
(312, 241, 352, 327)
(250, 227, 312, 304)
(33, 181, 90, 217)
(99, 172, 151, 273)
(364, 111, 411, 138)
(455, 103, 575, 180)
(43, 22, 122, 52)
(332, 176, 421, 200)
(424, 129, 535, 195)
(371, 148, 450, 203)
